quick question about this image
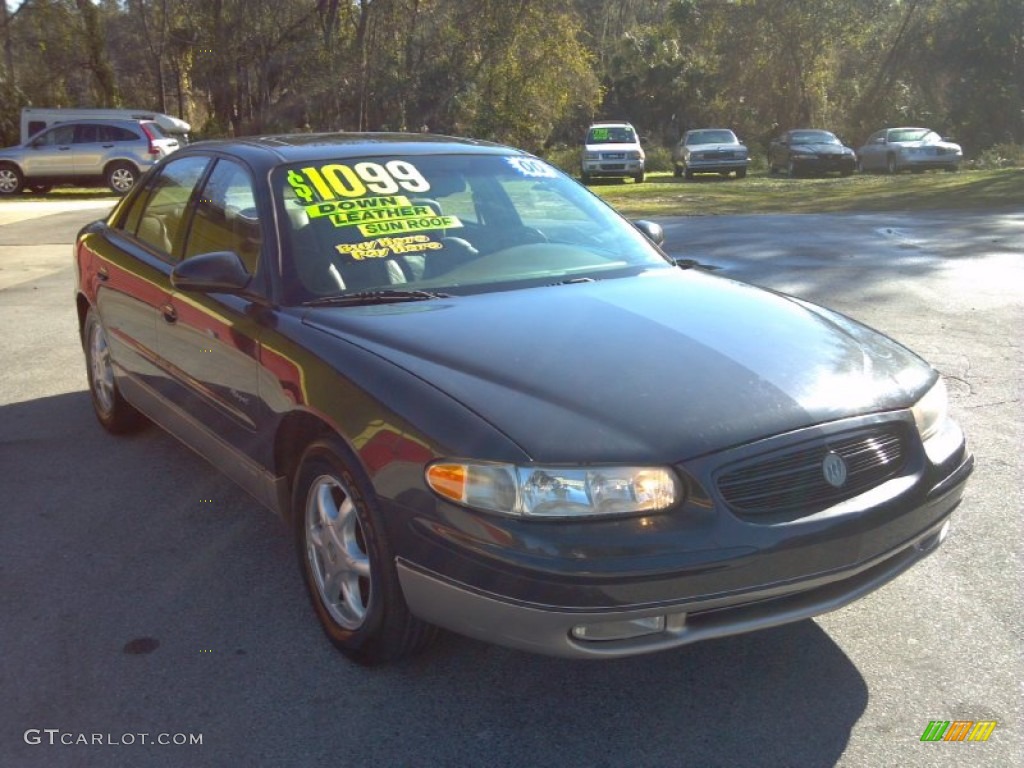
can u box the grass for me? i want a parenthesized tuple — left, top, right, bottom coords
(5, 168, 1023, 217)
(588, 168, 1024, 218)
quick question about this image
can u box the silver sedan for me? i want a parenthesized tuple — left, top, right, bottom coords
(673, 129, 750, 180)
(857, 128, 962, 173)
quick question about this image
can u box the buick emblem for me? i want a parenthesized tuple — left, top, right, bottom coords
(822, 451, 848, 488)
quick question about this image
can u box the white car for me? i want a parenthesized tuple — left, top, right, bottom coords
(580, 122, 645, 184)
(857, 128, 962, 174)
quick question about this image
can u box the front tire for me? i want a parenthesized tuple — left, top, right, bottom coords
(106, 162, 139, 195)
(83, 308, 146, 433)
(294, 438, 435, 664)
(735, 168, 747, 179)
(0, 163, 24, 195)
(633, 171, 645, 183)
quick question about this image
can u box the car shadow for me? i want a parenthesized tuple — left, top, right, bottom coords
(1, 391, 867, 767)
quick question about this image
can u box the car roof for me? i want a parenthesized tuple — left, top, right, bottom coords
(175, 132, 523, 170)
(589, 121, 634, 127)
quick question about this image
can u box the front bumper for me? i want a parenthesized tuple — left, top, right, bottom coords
(684, 158, 750, 175)
(398, 510, 956, 658)
(581, 160, 644, 178)
(897, 152, 961, 170)
(389, 412, 972, 658)
(793, 154, 856, 173)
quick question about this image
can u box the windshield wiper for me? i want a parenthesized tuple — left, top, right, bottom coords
(303, 289, 451, 307)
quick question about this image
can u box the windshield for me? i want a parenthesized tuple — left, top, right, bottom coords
(790, 131, 840, 145)
(686, 130, 738, 145)
(586, 126, 637, 144)
(275, 153, 669, 304)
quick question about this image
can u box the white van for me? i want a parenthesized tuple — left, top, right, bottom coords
(21, 108, 191, 145)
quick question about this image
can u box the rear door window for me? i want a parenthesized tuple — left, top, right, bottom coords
(120, 155, 211, 260)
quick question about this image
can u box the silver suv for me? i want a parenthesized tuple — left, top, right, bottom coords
(0, 119, 180, 195)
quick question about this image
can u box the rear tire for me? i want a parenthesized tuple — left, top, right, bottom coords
(106, 162, 139, 195)
(0, 163, 24, 195)
(886, 155, 898, 174)
(735, 169, 747, 179)
(294, 438, 436, 664)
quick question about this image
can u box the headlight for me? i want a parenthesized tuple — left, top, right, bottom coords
(426, 461, 681, 518)
(627, 150, 644, 161)
(584, 151, 599, 160)
(911, 377, 948, 441)
(912, 377, 963, 464)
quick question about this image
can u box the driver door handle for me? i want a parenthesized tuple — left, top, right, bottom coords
(161, 304, 177, 324)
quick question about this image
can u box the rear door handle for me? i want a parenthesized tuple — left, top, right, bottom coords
(161, 304, 177, 324)
(97, 267, 109, 282)
(102, 144, 115, 148)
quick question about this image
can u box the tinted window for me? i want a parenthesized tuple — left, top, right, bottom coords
(36, 125, 75, 146)
(103, 125, 141, 142)
(184, 159, 262, 273)
(74, 124, 102, 144)
(124, 155, 210, 259)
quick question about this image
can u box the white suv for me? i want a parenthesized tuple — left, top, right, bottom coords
(580, 122, 645, 184)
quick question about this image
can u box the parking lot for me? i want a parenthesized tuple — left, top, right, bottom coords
(0, 200, 1020, 767)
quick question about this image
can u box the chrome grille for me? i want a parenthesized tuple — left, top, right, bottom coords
(716, 425, 908, 519)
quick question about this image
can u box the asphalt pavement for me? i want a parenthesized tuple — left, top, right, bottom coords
(0, 201, 1020, 767)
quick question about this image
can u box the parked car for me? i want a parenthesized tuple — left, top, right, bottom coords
(769, 129, 857, 177)
(0, 118, 179, 195)
(580, 121, 645, 183)
(75, 133, 972, 663)
(673, 129, 750, 180)
(857, 127, 962, 174)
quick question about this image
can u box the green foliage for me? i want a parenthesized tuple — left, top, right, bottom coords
(970, 144, 1024, 170)
(0, 0, 1019, 158)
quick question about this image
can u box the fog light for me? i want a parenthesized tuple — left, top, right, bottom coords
(571, 616, 666, 642)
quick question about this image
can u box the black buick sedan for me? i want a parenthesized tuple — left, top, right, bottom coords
(75, 133, 972, 663)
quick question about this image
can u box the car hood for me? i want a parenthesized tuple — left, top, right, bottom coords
(793, 143, 850, 155)
(303, 269, 933, 464)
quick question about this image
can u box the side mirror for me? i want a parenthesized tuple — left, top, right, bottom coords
(633, 219, 664, 246)
(171, 251, 252, 294)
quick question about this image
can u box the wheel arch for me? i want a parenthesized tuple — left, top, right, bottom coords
(273, 410, 345, 522)
(75, 293, 92, 343)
